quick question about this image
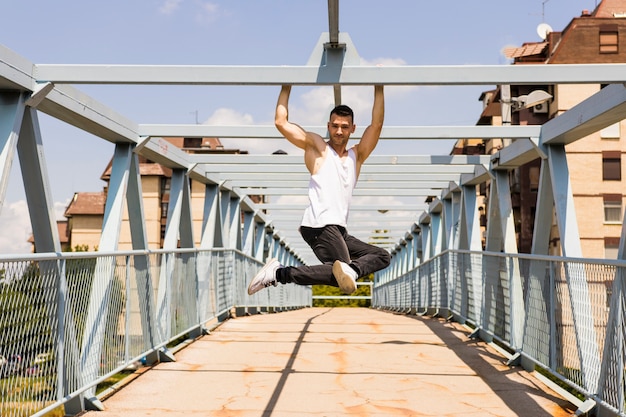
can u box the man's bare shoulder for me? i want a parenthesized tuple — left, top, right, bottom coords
(351, 142, 367, 163)
(305, 131, 327, 154)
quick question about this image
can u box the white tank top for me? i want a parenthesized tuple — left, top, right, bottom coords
(301, 145, 357, 228)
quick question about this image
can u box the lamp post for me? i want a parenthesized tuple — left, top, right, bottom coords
(500, 85, 552, 147)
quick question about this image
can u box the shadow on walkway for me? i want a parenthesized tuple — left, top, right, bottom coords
(84, 307, 575, 417)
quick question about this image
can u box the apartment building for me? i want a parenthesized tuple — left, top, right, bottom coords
(455, 0, 626, 258)
(62, 137, 245, 251)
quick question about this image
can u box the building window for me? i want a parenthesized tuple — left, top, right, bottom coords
(604, 237, 621, 259)
(601, 122, 620, 139)
(602, 151, 622, 181)
(183, 137, 202, 149)
(529, 166, 540, 192)
(600, 25, 618, 53)
(603, 194, 623, 223)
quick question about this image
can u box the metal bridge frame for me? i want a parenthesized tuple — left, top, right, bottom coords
(1, 1, 626, 414)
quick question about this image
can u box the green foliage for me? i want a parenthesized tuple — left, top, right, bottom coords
(312, 274, 372, 307)
(0, 375, 65, 416)
(71, 244, 90, 252)
(0, 262, 56, 359)
(0, 256, 126, 417)
(537, 365, 586, 402)
(68, 244, 99, 252)
(96, 369, 135, 395)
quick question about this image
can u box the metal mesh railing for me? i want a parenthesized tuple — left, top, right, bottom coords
(0, 249, 310, 417)
(373, 249, 626, 416)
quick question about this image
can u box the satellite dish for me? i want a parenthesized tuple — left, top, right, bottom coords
(537, 23, 553, 40)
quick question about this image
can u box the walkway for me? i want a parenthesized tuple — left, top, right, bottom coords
(85, 308, 576, 417)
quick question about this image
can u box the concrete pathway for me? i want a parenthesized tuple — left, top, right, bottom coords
(84, 307, 576, 416)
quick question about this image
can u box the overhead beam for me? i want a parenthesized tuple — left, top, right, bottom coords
(460, 164, 491, 186)
(227, 180, 451, 189)
(216, 172, 468, 182)
(259, 203, 419, 211)
(232, 188, 443, 197)
(541, 83, 626, 145)
(202, 163, 477, 174)
(191, 154, 491, 165)
(33, 63, 626, 86)
(140, 124, 540, 140)
(491, 138, 543, 169)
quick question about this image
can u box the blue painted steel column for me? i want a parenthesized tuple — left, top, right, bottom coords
(227, 194, 242, 250)
(241, 210, 255, 257)
(80, 143, 136, 409)
(524, 156, 555, 370)
(124, 151, 157, 362)
(10, 98, 85, 413)
(546, 144, 600, 393)
(420, 221, 431, 263)
(197, 183, 220, 323)
(0, 92, 25, 208)
(459, 184, 482, 251)
(219, 189, 232, 249)
(156, 169, 194, 344)
(430, 210, 443, 256)
(200, 183, 221, 249)
(253, 221, 267, 261)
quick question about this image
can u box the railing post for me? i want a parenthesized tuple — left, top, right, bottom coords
(549, 260, 557, 372)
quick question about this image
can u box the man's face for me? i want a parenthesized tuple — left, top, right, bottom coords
(328, 114, 355, 146)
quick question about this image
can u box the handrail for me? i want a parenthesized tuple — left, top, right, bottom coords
(0, 248, 310, 417)
(373, 250, 626, 416)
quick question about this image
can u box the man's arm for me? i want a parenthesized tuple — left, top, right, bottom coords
(275, 86, 326, 174)
(356, 85, 384, 164)
(275, 85, 312, 150)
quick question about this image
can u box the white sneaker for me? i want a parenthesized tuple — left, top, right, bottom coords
(248, 258, 281, 295)
(332, 260, 358, 295)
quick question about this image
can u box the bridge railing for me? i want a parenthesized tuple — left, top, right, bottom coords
(0, 249, 310, 417)
(373, 249, 626, 417)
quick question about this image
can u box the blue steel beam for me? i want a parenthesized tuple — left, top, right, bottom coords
(139, 124, 541, 140)
(32, 63, 626, 86)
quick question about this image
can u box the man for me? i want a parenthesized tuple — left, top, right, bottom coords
(248, 85, 390, 296)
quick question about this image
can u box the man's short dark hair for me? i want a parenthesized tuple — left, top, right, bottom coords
(330, 105, 354, 123)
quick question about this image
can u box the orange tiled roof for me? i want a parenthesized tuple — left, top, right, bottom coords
(503, 42, 548, 59)
(64, 192, 106, 216)
(101, 160, 171, 179)
(28, 221, 68, 244)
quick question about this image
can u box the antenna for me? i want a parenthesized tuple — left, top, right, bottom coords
(537, 22, 553, 40)
(542, 0, 551, 22)
(190, 110, 199, 124)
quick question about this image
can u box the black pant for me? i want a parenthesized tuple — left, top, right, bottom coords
(276, 225, 391, 287)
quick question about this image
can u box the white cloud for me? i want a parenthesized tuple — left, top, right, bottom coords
(54, 200, 70, 220)
(158, 0, 183, 15)
(202, 56, 419, 155)
(361, 57, 407, 66)
(361, 56, 420, 103)
(288, 85, 399, 127)
(205, 108, 253, 125)
(158, 0, 219, 22)
(203, 108, 301, 155)
(0, 199, 70, 255)
(288, 56, 418, 128)
(195, 1, 220, 23)
(291, 87, 335, 125)
(0, 200, 32, 254)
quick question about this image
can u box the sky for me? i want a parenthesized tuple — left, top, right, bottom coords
(0, 0, 599, 253)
